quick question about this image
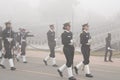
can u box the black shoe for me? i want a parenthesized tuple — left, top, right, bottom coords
(57, 69, 63, 77)
(104, 60, 108, 62)
(0, 64, 6, 69)
(11, 67, 16, 71)
(23, 61, 28, 63)
(52, 64, 58, 67)
(109, 60, 113, 62)
(86, 74, 93, 78)
(43, 60, 47, 66)
(16, 58, 19, 62)
(69, 77, 76, 80)
(74, 67, 78, 74)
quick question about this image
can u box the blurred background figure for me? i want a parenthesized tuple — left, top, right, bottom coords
(104, 33, 113, 62)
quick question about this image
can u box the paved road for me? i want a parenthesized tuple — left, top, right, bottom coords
(0, 50, 120, 80)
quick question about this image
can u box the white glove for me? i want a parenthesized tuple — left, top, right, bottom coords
(7, 38, 13, 43)
(19, 45, 21, 48)
(108, 47, 111, 50)
(86, 39, 92, 45)
(54, 38, 58, 41)
(69, 39, 74, 45)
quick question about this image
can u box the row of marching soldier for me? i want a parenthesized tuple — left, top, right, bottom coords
(0, 21, 33, 70)
(0, 21, 113, 80)
(43, 22, 93, 80)
(43, 22, 113, 80)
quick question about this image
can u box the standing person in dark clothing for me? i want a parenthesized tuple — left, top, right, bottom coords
(74, 23, 93, 78)
(0, 26, 3, 58)
(104, 33, 113, 62)
(43, 24, 58, 67)
(57, 22, 76, 80)
(16, 28, 33, 63)
(0, 21, 16, 70)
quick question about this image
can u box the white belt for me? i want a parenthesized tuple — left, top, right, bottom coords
(22, 39, 26, 42)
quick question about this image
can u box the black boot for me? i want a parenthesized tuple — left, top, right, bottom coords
(57, 69, 63, 77)
(104, 60, 108, 62)
(69, 77, 76, 80)
(74, 67, 78, 74)
(11, 67, 16, 71)
(52, 64, 58, 67)
(86, 74, 93, 78)
(109, 60, 113, 62)
(23, 61, 28, 63)
(43, 60, 47, 66)
(0, 64, 6, 69)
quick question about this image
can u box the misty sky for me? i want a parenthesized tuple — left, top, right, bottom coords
(0, 0, 119, 34)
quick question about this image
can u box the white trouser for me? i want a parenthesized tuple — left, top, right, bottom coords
(85, 65, 91, 74)
(22, 56, 27, 62)
(44, 56, 50, 61)
(0, 57, 5, 65)
(52, 58, 56, 65)
(9, 59, 14, 67)
(59, 64, 67, 72)
(76, 61, 84, 69)
(67, 67, 73, 78)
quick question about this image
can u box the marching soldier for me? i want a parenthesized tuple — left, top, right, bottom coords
(0, 26, 3, 58)
(104, 33, 113, 62)
(74, 23, 93, 78)
(43, 24, 58, 67)
(0, 21, 16, 70)
(16, 28, 33, 63)
(57, 22, 76, 80)
(15, 28, 23, 61)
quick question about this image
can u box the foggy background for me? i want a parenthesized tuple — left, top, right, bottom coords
(0, 0, 120, 51)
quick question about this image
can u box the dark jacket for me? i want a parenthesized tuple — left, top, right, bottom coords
(80, 31, 91, 46)
(2, 28, 15, 47)
(61, 31, 73, 46)
(47, 30, 56, 47)
(105, 37, 111, 49)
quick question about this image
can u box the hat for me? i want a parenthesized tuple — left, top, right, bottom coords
(63, 22, 70, 30)
(5, 21, 11, 25)
(63, 22, 70, 27)
(49, 24, 54, 27)
(82, 23, 89, 27)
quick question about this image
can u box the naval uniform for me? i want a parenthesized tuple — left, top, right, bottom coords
(74, 30, 93, 78)
(0, 27, 16, 70)
(16, 31, 33, 63)
(62, 31, 74, 67)
(80, 31, 91, 65)
(47, 30, 56, 58)
(43, 29, 57, 67)
(58, 30, 76, 80)
(2, 28, 15, 59)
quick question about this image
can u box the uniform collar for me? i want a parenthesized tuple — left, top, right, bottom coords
(50, 29, 54, 32)
(65, 30, 70, 33)
(83, 30, 88, 33)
